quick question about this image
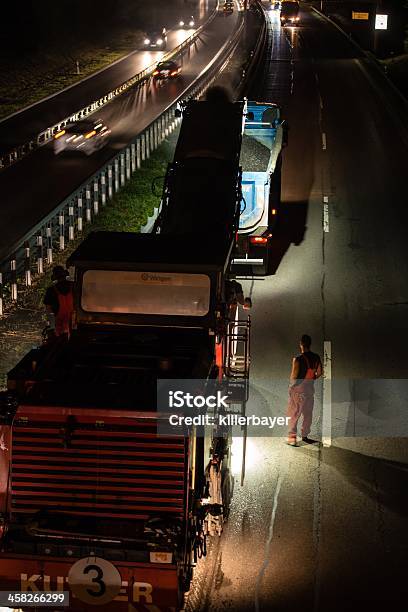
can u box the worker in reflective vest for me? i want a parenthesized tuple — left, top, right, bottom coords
(287, 334, 322, 446)
(43, 266, 74, 338)
(225, 279, 252, 322)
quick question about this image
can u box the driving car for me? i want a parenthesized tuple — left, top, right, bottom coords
(179, 16, 195, 28)
(143, 28, 167, 50)
(53, 120, 110, 155)
(223, 3, 234, 14)
(153, 60, 182, 80)
(280, 0, 300, 25)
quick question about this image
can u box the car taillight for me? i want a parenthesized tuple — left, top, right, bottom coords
(250, 236, 268, 245)
(153, 70, 159, 75)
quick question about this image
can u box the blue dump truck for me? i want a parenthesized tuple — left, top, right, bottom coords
(233, 101, 287, 275)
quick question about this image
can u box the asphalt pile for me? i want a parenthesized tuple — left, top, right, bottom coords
(240, 133, 270, 172)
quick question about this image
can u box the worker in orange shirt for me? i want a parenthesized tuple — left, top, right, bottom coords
(287, 334, 322, 446)
(43, 266, 74, 338)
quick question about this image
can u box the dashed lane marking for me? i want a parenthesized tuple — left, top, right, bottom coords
(323, 196, 329, 232)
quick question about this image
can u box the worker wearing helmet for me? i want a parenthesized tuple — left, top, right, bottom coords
(43, 265, 74, 338)
(287, 334, 322, 446)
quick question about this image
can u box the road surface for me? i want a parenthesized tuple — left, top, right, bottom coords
(187, 4, 408, 611)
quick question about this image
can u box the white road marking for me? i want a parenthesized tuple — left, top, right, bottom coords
(254, 471, 284, 612)
(312, 441, 323, 612)
(319, 94, 323, 110)
(321, 132, 327, 150)
(315, 72, 319, 84)
(323, 196, 329, 232)
(322, 340, 332, 447)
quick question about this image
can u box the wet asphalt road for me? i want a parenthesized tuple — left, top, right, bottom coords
(186, 5, 408, 612)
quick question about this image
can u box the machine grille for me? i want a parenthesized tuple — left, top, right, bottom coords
(11, 410, 188, 520)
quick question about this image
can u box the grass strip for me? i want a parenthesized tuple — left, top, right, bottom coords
(0, 31, 144, 121)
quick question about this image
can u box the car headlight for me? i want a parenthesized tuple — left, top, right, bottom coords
(189, 20, 195, 26)
(144, 38, 150, 45)
(157, 38, 163, 45)
(179, 20, 184, 26)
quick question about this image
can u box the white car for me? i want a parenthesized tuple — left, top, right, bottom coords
(179, 16, 195, 28)
(143, 28, 168, 49)
(53, 120, 110, 155)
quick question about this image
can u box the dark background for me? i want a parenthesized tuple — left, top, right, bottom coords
(310, 0, 408, 56)
(1, 1, 406, 59)
(0, 0, 196, 58)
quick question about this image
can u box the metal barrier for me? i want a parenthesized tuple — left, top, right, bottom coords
(0, 12, 247, 315)
(0, 4, 221, 172)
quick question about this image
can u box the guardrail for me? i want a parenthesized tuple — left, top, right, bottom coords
(0, 11, 246, 316)
(0, 4, 221, 172)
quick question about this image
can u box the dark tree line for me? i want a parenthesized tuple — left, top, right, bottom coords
(0, 0, 183, 56)
(1, 1, 131, 54)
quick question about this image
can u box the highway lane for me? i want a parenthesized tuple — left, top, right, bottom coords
(0, 0, 216, 155)
(187, 4, 408, 612)
(0, 8, 241, 262)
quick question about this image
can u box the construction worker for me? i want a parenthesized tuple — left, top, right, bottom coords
(43, 266, 74, 338)
(287, 334, 322, 446)
(225, 279, 252, 321)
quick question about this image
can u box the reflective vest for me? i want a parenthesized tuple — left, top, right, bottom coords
(303, 354, 318, 380)
(54, 285, 74, 336)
